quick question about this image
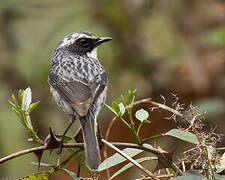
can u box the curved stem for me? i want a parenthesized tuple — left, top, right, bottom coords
(101, 139, 160, 180)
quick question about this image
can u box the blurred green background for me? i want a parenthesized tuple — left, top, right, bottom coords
(0, 0, 225, 179)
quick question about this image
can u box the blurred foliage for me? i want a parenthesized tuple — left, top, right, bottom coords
(0, 0, 225, 179)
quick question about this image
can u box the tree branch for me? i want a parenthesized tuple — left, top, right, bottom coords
(0, 140, 176, 174)
(101, 139, 160, 180)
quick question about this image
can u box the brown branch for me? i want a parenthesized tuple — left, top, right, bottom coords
(0, 143, 83, 164)
(0, 140, 173, 172)
(101, 139, 160, 180)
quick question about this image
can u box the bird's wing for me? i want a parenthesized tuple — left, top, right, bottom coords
(48, 72, 107, 116)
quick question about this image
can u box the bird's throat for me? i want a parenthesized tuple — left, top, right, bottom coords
(87, 47, 98, 59)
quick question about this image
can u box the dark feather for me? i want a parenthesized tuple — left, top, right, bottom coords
(48, 72, 107, 116)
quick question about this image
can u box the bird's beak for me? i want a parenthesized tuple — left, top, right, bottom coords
(95, 37, 112, 46)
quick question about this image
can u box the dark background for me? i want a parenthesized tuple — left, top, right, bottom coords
(0, 0, 225, 179)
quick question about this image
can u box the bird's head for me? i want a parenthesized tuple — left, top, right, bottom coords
(56, 31, 112, 59)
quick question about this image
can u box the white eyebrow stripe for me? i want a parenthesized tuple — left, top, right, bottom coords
(57, 32, 97, 49)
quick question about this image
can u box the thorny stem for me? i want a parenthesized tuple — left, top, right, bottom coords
(0, 140, 182, 175)
(0, 141, 162, 163)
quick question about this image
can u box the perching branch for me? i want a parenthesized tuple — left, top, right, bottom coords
(0, 143, 84, 164)
(0, 140, 173, 173)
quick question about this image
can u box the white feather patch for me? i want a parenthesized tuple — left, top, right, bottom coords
(87, 47, 98, 59)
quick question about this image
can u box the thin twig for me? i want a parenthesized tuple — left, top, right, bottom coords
(101, 139, 160, 180)
(0, 143, 83, 164)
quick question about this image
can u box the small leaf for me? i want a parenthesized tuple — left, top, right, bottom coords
(29, 101, 40, 113)
(9, 100, 17, 108)
(132, 89, 137, 95)
(61, 168, 78, 179)
(18, 89, 23, 106)
(55, 134, 72, 143)
(120, 95, 127, 106)
(98, 148, 143, 171)
(31, 162, 55, 168)
(220, 153, 225, 167)
(135, 109, 149, 122)
(22, 87, 32, 111)
(216, 152, 225, 173)
(11, 94, 18, 108)
(112, 101, 121, 116)
(105, 104, 118, 116)
(21, 171, 53, 180)
(214, 174, 225, 180)
(11, 107, 21, 117)
(166, 129, 199, 144)
(118, 103, 125, 116)
(128, 89, 132, 97)
(27, 138, 34, 142)
(25, 115, 33, 129)
(110, 157, 157, 180)
(143, 119, 151, 124)
(128, 89, 136, 104)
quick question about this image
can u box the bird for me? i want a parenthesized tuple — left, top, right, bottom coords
(48, 31, 112, 170)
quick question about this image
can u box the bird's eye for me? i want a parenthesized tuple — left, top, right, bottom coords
(79, 38, 89, 47)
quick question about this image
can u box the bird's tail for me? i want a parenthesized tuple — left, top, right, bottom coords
(79, 111, 100, 170)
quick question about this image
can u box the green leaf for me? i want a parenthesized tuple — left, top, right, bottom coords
(132, 89, 137, 95)
(11, 107, 21, 117)
(27, 138, 34, 142)
(135, 109, 149, 122)
(21, 171, 53, 180)
(29, 101, 40, 113)
(143, 119, 151, 124)
(110, 156, 157, 180)
(128, 89, 136, 104)
(112, 101, 121, 116)
(172, 171, 203, 180)
(98, 148, 143, 171)
(216, 152, 225, 173)
(128, 89, 132, 97)
(120, 95, 127, 106)
(194, 98, 225, 117)
(166, 129, 199, 144)
(22, 87, 32, 111)
(118, 103, 125, 116)
(11, 94, 18, 108)
(9, 100, 17, 108)
(105, 103, 118, 116)
(61, 168, 78, 180)
(214, 174, 225, 180)
(55, 134, 72, 143)
(18, 89, 23, 106)
(31, 162, 55, 168)
(25, 114, 33, 129)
